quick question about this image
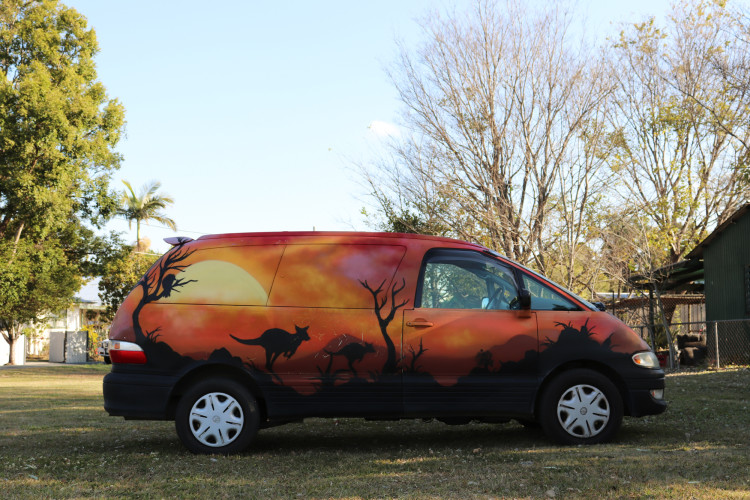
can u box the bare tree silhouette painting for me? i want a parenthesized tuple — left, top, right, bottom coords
(406, 338, 428, 374)
(132, 243, 197, 345)
(360, 278, 408, 375)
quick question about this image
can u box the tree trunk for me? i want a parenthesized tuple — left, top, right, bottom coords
(6, 335, 16, 365)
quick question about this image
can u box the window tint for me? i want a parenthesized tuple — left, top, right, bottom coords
(522, 275, 580, 311)
(421, 253, 519, 310)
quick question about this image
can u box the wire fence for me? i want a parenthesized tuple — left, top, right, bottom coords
(630, 319, 750, 370)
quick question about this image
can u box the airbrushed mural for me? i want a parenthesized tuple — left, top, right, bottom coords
(113, 239, 647, 414)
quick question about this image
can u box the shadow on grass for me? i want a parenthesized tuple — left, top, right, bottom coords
(252, 419, 548, 454)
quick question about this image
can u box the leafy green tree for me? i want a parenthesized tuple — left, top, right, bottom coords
(117, 180, 177, 249)
(0, 0, 125, 364)
(0, 239, 79, 363)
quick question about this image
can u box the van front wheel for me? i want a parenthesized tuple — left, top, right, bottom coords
(539, 369, 623, 445)
(175, 378, 259, 454)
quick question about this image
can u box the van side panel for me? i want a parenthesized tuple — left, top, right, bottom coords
(534, 312, 651, 375)
(114, 241, 411, 419)
(250, 307, 402, 417)
(108, 243, 285, 347)
(254, 244, 407, 416)
(137, 304, 276, 361)
(267, 244, 407, 308)
(156, 245, 284, 306)
(402, 308, 540, 417)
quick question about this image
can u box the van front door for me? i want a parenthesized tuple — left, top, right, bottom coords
(402, 250, 538, 418)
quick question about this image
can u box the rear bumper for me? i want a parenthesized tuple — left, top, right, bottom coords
(103, 371, 178, 420)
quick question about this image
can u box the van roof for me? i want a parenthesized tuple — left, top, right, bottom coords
(196, 231, 489, 250)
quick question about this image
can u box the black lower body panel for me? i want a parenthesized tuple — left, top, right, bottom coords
(623, 374, 667, 417)
(403, 374, 537, 419)
(103, 372, 178, 420)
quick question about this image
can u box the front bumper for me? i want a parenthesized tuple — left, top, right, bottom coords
(623, 373, 667, 417)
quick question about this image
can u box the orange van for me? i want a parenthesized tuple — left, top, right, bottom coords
(103, 232, 666, 453)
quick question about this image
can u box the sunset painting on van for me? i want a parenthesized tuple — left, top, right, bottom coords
(110, 234, 647, 396)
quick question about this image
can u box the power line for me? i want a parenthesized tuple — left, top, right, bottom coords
(111, 215, 209, 236)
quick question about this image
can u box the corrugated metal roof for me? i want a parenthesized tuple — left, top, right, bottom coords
(687, 203, 750, 259)
(627, 258, 704, 292)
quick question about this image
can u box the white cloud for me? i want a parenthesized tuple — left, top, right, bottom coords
(368, 120, 400, 137)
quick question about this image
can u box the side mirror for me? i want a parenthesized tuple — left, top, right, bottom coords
(481, 297, 489, 309)
(593, 301, 606, 312)
(518, 289, 531, 310)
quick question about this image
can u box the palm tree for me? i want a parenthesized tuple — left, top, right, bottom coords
(118, 180, 177, 248)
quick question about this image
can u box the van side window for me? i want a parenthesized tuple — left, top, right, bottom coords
(420, 252, 519, 310)
(521, 275, 580, 311)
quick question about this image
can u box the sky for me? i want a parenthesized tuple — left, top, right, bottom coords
(61, 0, 684, 258)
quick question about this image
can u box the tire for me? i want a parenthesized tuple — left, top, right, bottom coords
(175, 378, 260, 454)
(539, 369, 623, 445)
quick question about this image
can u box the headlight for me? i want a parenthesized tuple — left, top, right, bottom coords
(632, 351, 660, 369)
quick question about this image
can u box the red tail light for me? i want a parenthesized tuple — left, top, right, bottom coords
(109, 340, 147, 364)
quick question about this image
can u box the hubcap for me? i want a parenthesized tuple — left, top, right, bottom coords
(188, 392, 244, 447)
(557, 384, 610, 438)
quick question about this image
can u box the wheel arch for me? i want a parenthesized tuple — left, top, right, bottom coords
(534, 359, 632, 418)
(166, 364, 268, 422)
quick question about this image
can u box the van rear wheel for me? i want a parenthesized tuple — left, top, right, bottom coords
(175, 378, 259, 454)
(539, 369, 623, 445)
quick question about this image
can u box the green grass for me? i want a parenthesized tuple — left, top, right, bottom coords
(1, 365, 749, 498)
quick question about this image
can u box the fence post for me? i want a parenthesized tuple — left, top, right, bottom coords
(713, 322, 720, 369)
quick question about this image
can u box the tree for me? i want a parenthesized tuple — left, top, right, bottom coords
(0, 238, 79, 363)
(359, 278, 408, 374)
(131, 243, 195, 347)
(0, 0, 125, 363)
(362, 0, 612, 278)
(117, 180, 177, 249)
(676, 2, 750, 179)
(605, 0, 750, 265)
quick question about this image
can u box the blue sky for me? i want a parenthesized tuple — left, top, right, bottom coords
(65, 0, 679, 255)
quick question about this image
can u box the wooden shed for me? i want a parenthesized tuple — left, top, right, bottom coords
(687, 203, 750, 321)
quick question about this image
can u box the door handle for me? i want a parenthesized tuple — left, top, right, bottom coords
(406, 320, 434, 328)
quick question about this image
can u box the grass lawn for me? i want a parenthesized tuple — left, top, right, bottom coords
(1, 365, 749, 499)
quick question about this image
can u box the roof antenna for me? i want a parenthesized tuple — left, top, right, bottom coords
(164, 236, 194, 246)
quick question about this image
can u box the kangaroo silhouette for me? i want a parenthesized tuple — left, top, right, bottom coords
(324, 341, 376, 377)
(231, 325, 310, 372)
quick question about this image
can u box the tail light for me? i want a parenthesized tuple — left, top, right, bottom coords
(109, 340, 147, 364)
